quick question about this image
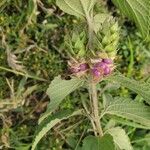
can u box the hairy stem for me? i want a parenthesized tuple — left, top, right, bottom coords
(87, 16, 94, 50)
(86, 11, 103, 137)
(90, 80, 103, 137)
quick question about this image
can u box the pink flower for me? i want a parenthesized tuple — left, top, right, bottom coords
(104, 67, 111, 75)
(79, 63, 89, 71)
(92, 68, 101, 77)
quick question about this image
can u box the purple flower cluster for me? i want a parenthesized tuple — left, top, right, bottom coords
(70, 63, 89, 74)
(92, 58, 113, 78)
(69, 58, 113, 80)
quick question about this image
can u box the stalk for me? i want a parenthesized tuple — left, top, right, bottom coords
(89, 80, 103, 137)
(86, 16, 94, 50)
(86, 13, 103, 137)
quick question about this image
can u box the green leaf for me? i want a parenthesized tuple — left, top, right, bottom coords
(101, 97, 150, 127)
(31, 109, 83, 150)
(81, 134, 115, 150)
(111, 116, 150, 129)
(56, 0, 96, 18)
(39, 76, 84, 123)
(108, 74, 150, 105)
(112, 0, 150, 39)
(106, 127, 133, 150)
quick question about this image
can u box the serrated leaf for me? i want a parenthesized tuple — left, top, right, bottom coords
(101, 97, 150, 127)
(81, 134, 115, 150)
(56, 0, 96, 18)
(112, 0, 150, 39)
(106, 127, 133, 150)
(31, 109, 83, 150)
(39, 76, 84, 123)
(108, 74, 150, 105)
(111, 116, 150, 129)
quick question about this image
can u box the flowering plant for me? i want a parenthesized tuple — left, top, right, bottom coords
(31, 0, 150, 149)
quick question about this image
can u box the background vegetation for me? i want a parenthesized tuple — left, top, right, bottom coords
(0, 0, 150, 149)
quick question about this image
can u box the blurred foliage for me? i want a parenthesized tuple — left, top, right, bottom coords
(0, 0, 150, 150)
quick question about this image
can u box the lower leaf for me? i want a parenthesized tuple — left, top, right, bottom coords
(101, 97, 150, 127)
(107, 74, 150, 105)
(31, 109, 83, 150)
(81, 134, 115, 150)
(106, 127, 133, 150)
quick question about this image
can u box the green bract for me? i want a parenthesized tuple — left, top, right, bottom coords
(64, 30, 87, 59)
(96, 17, 119, 58)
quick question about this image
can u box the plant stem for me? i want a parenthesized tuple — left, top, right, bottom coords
(86, 16, 94, 50)
(90, 80, 103, 137)
(85, 12, 103, 137)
